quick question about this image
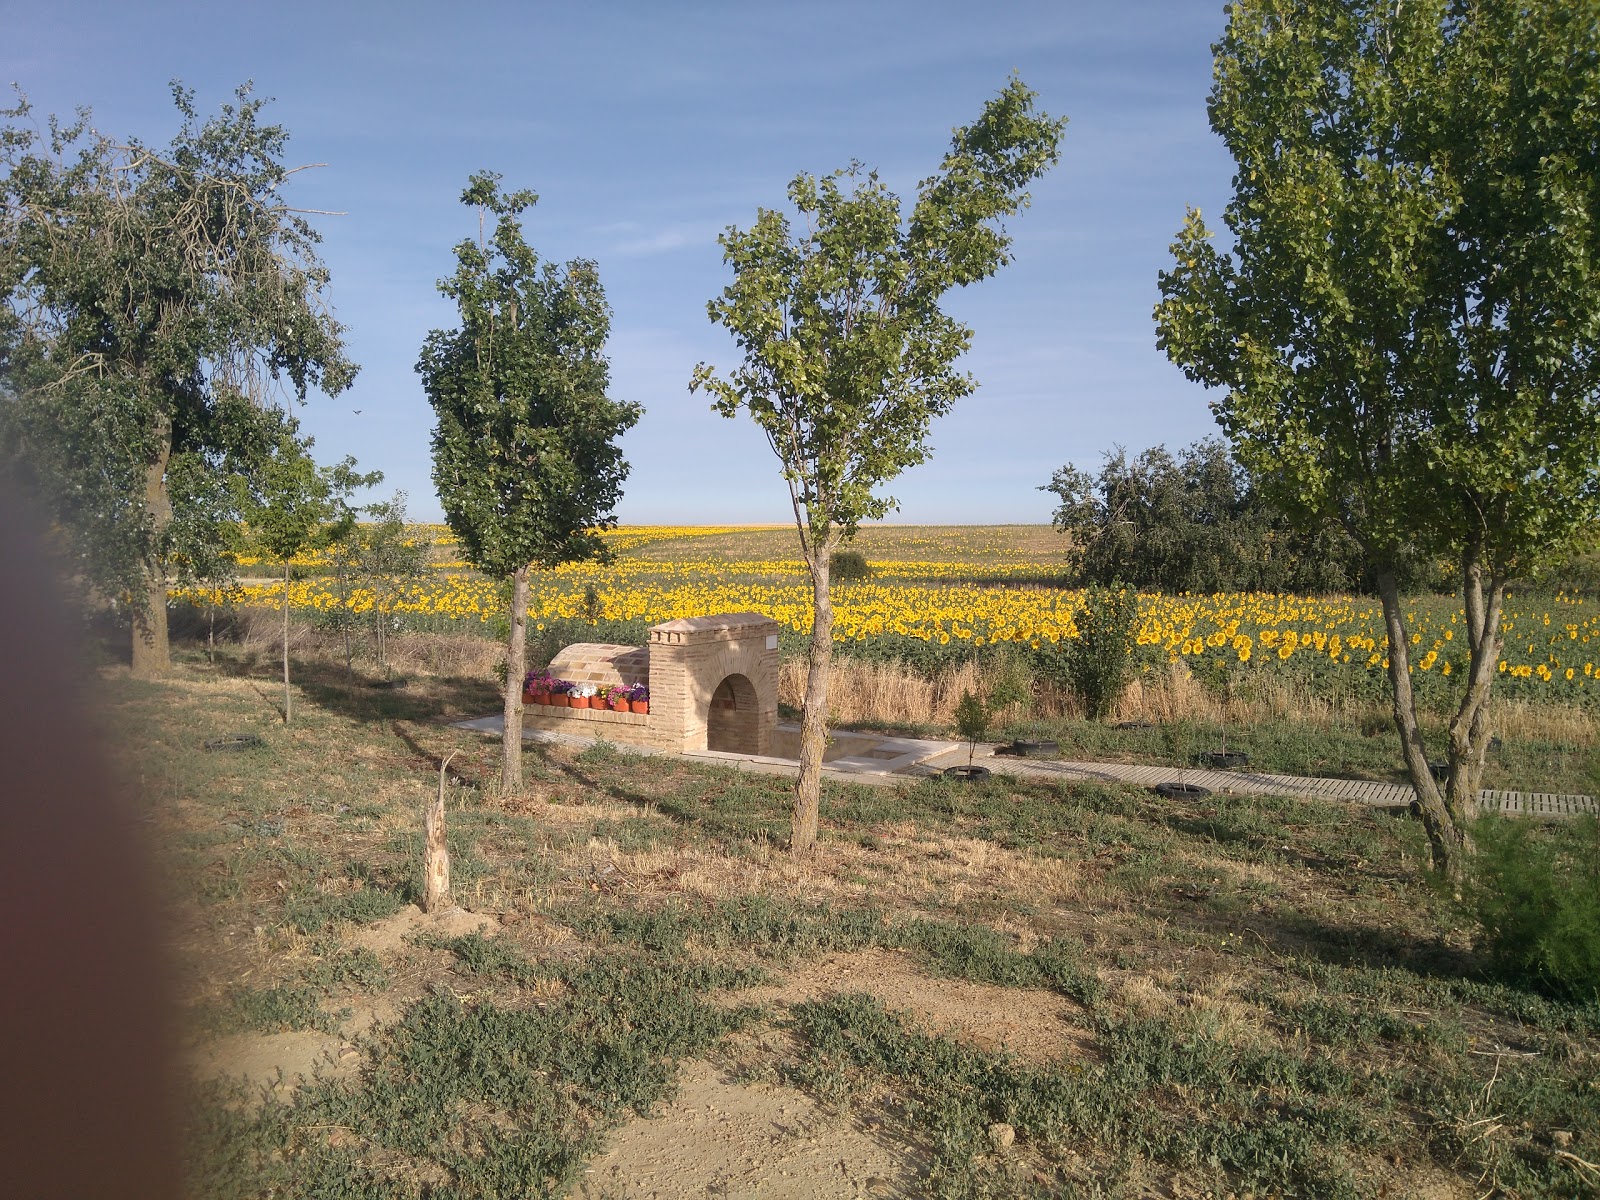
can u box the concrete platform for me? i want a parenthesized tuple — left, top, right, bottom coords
(455, 716, 959, 782)
(454, 715, 1597, 816)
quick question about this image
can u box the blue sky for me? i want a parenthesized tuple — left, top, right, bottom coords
(5, 1, 1237, 525)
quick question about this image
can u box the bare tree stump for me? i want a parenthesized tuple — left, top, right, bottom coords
(422, 752, 455, 913)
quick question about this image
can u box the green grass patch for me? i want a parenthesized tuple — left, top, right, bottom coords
(205, 983, 343, 1037)
(186, 953, 764, 1198)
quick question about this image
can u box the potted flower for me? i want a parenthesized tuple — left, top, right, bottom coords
(523, 669, 554, 705)
(606, 684, 630, 711)
(549, 680, 571, 707)
(629, 683, 650, 715)
(571, 684, 598, 710)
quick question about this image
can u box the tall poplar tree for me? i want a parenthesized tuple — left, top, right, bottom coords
(0, 83, 356, 675)
(418, 173, 639, 794)
(692, 76, 1065, 855)
(1156, 0, 1600, 880)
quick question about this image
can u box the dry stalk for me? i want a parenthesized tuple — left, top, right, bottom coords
(422, 751, 456, 914)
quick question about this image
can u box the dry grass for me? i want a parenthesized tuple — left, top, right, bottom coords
(623, 523, 1069, 564)
(572, 824, 1087, 917)
(221, 608, 505, 680)
(781, 656, 990, 725)
(785, 652, 1600, 749)
(111, 641, 1600, 1200)
(779, 653, 1342, 728)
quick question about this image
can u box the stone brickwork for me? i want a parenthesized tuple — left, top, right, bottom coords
(546, 643, 649, 692)
(648, 613, 779, 755)
(523, 612, 780, 756)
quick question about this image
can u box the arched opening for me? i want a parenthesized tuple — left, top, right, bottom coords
(706, 673, 760, 754)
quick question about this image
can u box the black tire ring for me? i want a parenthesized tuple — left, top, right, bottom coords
(943, 765, 993, 782)
(204, 735, 264, 752)
(1152, 781, 1211, 800)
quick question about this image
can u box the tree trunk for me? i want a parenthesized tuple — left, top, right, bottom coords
(281, 557, 292, 724)
(374, 586, 388, 674)
(337, 566, 352, 676)
(793, 547, 836, 856)
(1444, 547, 1504, 834)
(500, 565, 530, 796)
(1375, 570, 1465, 880)
(130, 426, 174, 678)
(423, 753, 455, 913)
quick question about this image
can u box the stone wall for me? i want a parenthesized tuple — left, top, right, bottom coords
(545, 643, 649, 692)
(523, 612, 781, 755)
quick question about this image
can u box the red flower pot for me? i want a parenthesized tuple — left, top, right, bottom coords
(552, 694, 569, 707)
(630, 700, 649, 715)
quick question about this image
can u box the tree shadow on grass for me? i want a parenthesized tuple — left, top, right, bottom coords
(1157, 886, 1481, 989)
(203, 649, 501, 728)
(547, 749, 800, 850)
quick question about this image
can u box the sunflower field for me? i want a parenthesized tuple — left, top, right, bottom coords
(173, 524, 1600, 710)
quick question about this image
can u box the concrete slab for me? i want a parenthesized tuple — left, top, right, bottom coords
(451, 715, 1597, 816)
(457, 713, 953, 780)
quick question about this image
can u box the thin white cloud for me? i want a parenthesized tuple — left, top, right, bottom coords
(604, 220, 726, 258)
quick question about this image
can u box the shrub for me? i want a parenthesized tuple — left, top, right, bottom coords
(1042, 583, 1137, 720)
(1462, 815, 1600, 1002)
(953, 689, 989, 766)
(1040, 438, 1451, 593)
(829, 548, 873, 582)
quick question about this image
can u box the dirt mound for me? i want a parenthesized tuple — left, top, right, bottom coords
(348, 903, 498, 956)
(729, 947, 1090, 1065)
(574, 1059, 918, 1199)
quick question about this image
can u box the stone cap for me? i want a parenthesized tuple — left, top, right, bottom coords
(649, 612, 780, 645)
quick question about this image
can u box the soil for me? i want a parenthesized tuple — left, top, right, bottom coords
(722, 947, 1091, 1065)
(573, 1059, 920, 1199)
(572, 949, 1091, 1197)
(347, 902, 499, 956)
(188, 1029, 362, 1099)
(189, 904, 500, 1099)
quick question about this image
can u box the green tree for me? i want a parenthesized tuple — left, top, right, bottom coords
(1155, 0, 1600, 880)
(418, 172, 639, 795)
(232, 425, 377, 722)
(691, 76, 1065, 855)
(350, 490, 430, 677)
(1041, 438, 1375, 594)
(0, 82, 356, 676)
(1042, 582, 1138, 721)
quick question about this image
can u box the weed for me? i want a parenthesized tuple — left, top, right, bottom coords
(206, 983, 344, 1036)
(790, 993, 1377, 1198)
(188, 953, 763, 1199)
(575, 736, 623, 767)
(302, 947, 391, 992)
(436, 930, 541, 984)
(1462, 814, 1600, 1002)
(284, 884, 407, 934)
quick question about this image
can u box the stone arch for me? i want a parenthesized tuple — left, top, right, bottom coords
(647, 613, 779, 755)
(706, 673, 761, 754)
